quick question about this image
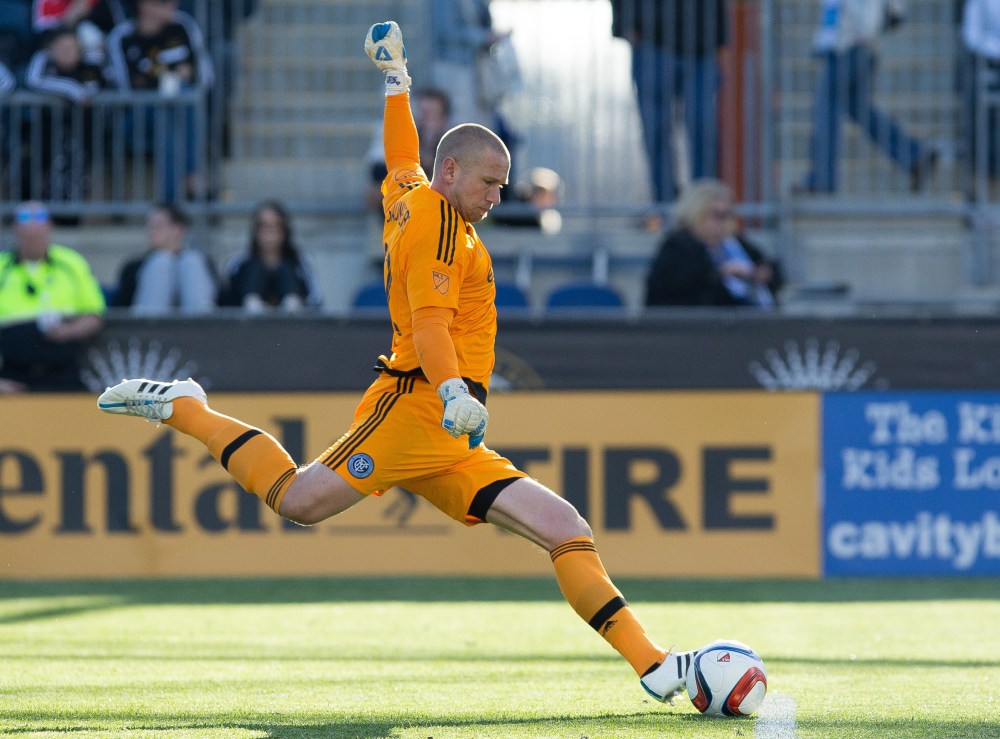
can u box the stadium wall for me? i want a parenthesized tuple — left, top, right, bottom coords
(4, 316, 1000, 580)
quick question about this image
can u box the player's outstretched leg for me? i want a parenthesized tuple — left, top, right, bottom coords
(98, 378, 298, 513)
(488, 478, 698, 703)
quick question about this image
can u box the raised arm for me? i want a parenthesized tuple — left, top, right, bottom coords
(365, 21, 420, 171)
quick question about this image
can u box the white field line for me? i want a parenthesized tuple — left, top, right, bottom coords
(755, 694, 799, 739)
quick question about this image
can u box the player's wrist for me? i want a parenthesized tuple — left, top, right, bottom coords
(383, 68, 411, 95)
(437, 377, 469, 403)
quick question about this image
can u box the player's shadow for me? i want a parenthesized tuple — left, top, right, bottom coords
(253, 709, 691, 738)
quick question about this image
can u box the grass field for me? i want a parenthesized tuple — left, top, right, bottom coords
(1, 577, 998, 738)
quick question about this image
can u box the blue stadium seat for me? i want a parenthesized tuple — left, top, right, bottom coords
(544, 281, 624, 312)
(494, 280, 530, 313)
(351, 279, 389, 313)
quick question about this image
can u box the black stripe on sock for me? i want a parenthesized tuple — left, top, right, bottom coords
(588, 596, 627, 632)
(466, 476, 521, 521)
(220, 429, 262, 470)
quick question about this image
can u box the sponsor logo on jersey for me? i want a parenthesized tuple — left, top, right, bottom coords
(487, 267, 494, 283)
(347, 453, 375, 479)
(432, 270, 450, 294)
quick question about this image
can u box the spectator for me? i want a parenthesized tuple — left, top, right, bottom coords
(645, 179, 780, 307)
(611, 0, 728, 204)
(32, 0, 129, 64)
(0, 200, 105, 392)
(222, 200, 322, 313)
(106, 0, 214, 201)
(366, 87, 453, 216)
(798, 0, 937, 194)
(429, 0, 518, 130)
(491, 166, 564, 234)
(959, 0, 1000, 185)
(24, 24, 108, 203)
(110, 201, 217, 314)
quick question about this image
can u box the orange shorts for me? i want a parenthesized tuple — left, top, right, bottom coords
(314, 373, 527, 524)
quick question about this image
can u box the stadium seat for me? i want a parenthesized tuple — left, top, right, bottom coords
(351, 279, 389, 313)
(544, 281, 624, 312)
(493, 281, 530, 313)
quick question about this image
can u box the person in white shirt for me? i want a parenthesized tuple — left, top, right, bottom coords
(798, 0, 936, 193)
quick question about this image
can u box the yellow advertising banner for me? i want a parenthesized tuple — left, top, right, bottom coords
(0, 392, 819, 579)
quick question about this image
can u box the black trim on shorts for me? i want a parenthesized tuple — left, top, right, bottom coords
(220, 429, 262, 470)
(467, 476, 521, 521)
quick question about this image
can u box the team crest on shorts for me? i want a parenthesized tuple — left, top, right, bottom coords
(347, 453, 375, 479)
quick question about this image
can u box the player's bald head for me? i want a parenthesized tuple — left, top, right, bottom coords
(434, 123, 510, 176)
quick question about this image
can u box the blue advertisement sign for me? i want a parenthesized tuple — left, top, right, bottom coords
(823, 392, 1000, 576)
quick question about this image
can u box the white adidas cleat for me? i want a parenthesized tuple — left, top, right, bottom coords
(640, 648, 698, 704)
(97, 378, 206, 422)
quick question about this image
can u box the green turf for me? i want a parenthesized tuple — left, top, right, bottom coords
(1, 578, 998, 738)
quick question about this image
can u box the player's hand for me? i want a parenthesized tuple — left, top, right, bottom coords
(365, 21, 411, 91)
(437, 378, 488, 448)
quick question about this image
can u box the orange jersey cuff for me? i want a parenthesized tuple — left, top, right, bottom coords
(411, 306, 460, 389)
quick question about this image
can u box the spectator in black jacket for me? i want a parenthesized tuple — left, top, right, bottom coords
(645, 179, 781, 307)
(24, 24, 108, 203)
(106, 0, 214, 201)
(222, 200, 322, 313)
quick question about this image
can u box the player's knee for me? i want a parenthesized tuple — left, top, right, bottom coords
(277, 487, 324, 526)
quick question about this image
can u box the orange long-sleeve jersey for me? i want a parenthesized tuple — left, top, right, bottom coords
(377, 93, 498, 391)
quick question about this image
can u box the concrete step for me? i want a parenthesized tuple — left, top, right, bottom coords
(221, 157, 369, 203)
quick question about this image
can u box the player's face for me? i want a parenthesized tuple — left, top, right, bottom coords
(449, 149, 509, 223)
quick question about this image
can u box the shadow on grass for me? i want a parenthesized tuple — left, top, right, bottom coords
(2, 577, 999, 608)
(2, 712, 998, 739)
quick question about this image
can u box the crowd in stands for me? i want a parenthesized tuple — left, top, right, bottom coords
(5, 0, 1000, 396)
(1, 0, 216, 202)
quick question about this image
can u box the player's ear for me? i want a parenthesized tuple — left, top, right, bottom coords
(440, 156, 459, 183)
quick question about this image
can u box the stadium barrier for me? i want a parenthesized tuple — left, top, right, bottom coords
(3, 315, 1000, 579)
(0, 391, 820, 580)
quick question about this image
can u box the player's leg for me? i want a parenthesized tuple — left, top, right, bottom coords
(485, 477, 696, 702)
(97, 378, 364, 522)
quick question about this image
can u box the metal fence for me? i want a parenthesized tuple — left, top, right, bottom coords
(1, 0, 998, 278)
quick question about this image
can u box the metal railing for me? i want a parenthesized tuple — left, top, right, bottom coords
(1, 0, 998, 288)
(1, 90, 211, 217)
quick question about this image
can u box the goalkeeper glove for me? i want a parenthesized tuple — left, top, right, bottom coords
(438, 378, 489, 448)
(365, 21, 411, 94)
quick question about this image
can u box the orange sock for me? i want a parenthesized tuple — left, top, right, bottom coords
(166, 397, 298, 513)
(550, 537, 667, 676)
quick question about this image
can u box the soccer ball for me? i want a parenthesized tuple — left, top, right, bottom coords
(686, 639, 768, 717)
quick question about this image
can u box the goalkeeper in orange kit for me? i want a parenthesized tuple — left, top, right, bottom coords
(97, 20, 705, 705)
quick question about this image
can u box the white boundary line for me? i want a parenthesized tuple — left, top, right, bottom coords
(755, 694, 799, 739)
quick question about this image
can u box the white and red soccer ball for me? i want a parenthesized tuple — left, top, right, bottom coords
(686, 639, 768, 717)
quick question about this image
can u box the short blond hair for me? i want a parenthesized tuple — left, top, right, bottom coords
(434, 123, 509, 177)
(673, 178, 732, 230)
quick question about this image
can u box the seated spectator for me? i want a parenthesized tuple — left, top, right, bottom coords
(491, 166, 564, 234)
(32, 0, 129, 64)
(645, 179, 781, 308)
(0, 200, 105, 392)
(222, 199, 322, 313)
(106, 0, 214, 201)
(110, 201, 217, 314)
(366, 87, 452, 216)
(24, 24, 108, 203)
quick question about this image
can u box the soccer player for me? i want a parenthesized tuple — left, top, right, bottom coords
(98, 21, 702, 705)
